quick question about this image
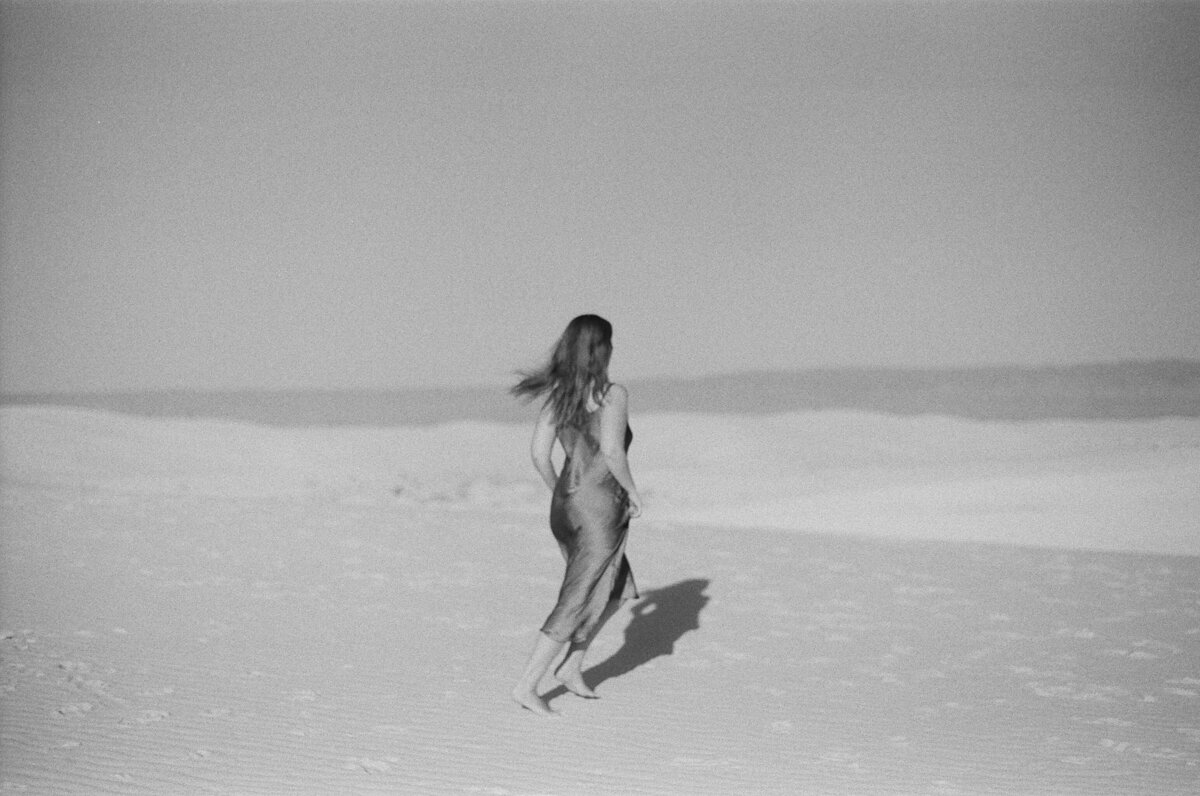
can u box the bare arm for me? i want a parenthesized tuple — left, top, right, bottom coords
(598, 384, 642, 517)
(530, 404, 558, 491)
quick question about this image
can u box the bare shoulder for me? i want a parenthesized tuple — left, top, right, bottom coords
(602, 383, 629, 409)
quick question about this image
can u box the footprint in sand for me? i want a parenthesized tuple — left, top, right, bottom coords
(817, 750, 864, 771)
(59, 662, 124, 703)
(4, 630, 37, 651)
(1099, 738, 1132, 753)
(1060, 755, 1096, 765)
(57, 702, 94, 717)
(1055, 627, 1097, 639)
(1082, 716, 1134, 727)
(371, 723, 411, 734)
(1031, 683, 1129, 701)
(59, 661, 90, 675)
(1175, 727, 1200, 742)
(344, 757, 397, 774)
(120, 709, 169, 725)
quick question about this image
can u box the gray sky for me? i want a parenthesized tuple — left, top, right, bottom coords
(2, 0, 1198, 393)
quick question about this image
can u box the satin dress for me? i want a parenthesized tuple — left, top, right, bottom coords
(540, 410, 638, 644)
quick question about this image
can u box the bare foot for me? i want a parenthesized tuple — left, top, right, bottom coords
(554, 671, 598, 699)
(511, 687, 559, 717)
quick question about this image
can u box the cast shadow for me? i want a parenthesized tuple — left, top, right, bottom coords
(544, 577, 710, 702)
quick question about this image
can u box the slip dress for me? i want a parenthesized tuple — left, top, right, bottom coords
(540, 400, 638, 644)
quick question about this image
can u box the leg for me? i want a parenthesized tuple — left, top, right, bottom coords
(512, 631, 565, 716)
(554, 598, 621, 698)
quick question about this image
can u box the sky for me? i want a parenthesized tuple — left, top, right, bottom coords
(1, 0, 1198, 393)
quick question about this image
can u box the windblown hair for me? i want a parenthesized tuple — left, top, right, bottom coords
(512, 314, 614, 428)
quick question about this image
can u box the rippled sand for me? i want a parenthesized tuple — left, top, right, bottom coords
(2, 408, 1198, 793)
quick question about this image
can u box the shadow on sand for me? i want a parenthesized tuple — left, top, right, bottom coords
(545, 578, 710, 703)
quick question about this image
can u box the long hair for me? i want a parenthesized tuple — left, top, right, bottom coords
(512, 314, 614, 428)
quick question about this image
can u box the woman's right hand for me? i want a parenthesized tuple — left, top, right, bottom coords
(627, 493, 643, 519)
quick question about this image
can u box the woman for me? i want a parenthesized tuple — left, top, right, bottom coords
(510, 314, 643, 716)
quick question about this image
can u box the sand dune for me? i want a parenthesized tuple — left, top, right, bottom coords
(4, 406, 1197, 553)
(2, 407, 1198, 793)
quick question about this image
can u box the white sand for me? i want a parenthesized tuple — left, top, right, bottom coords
(2, 406, 1198, 793)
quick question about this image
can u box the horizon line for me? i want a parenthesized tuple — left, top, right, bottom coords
(3, 357, 1198, 401)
